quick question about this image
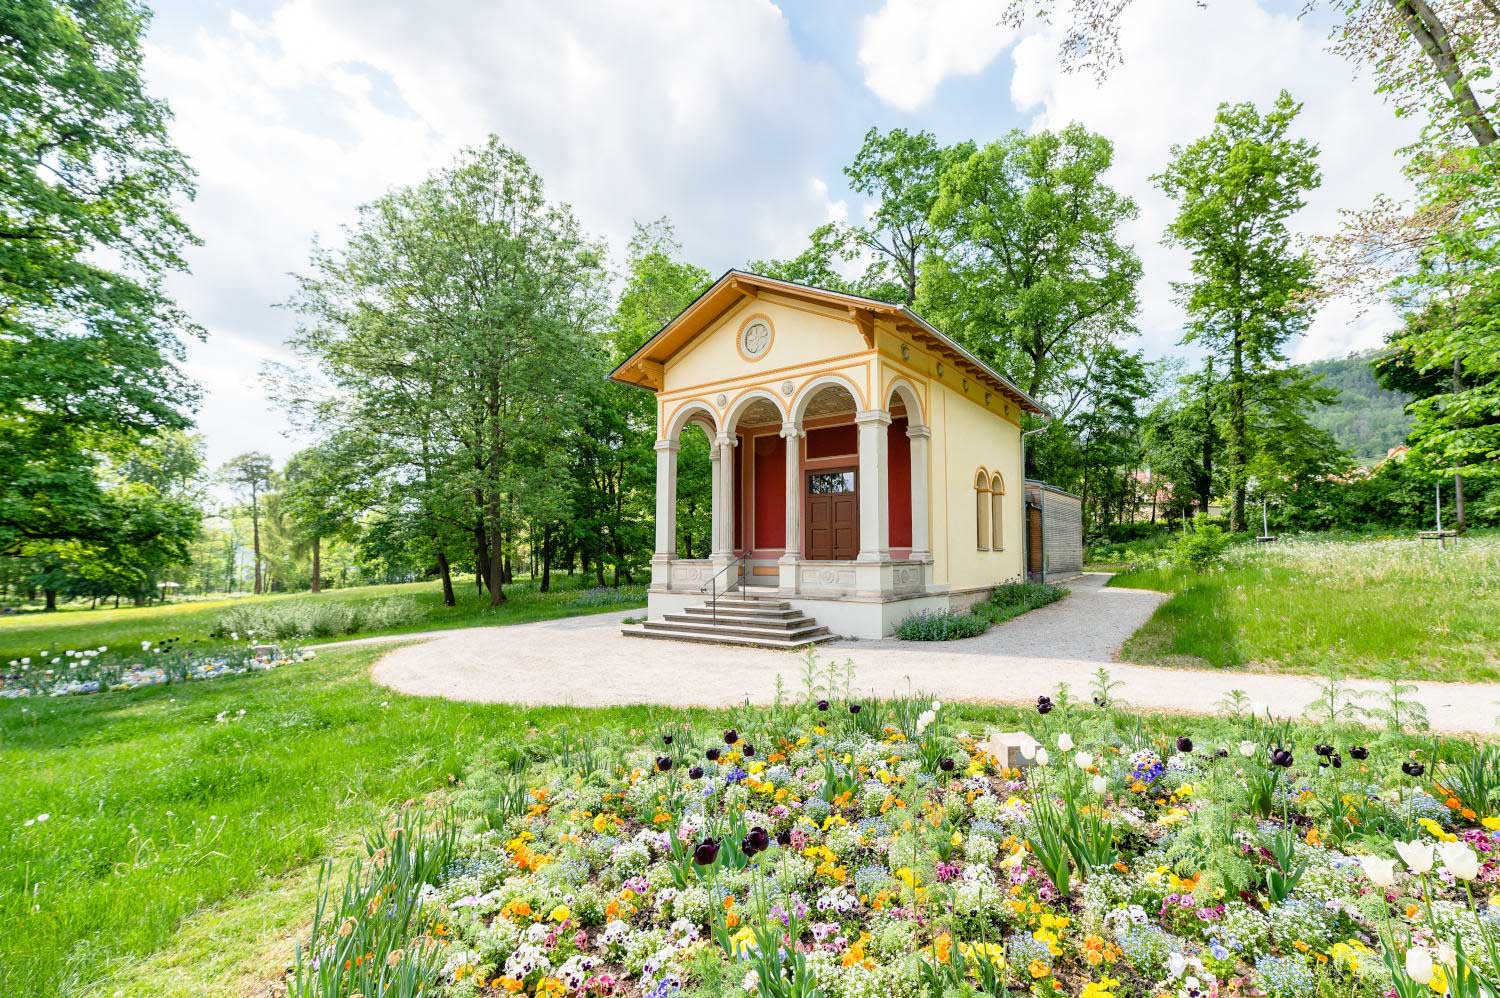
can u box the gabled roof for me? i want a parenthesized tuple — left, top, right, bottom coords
(608, 269, 1049, 416)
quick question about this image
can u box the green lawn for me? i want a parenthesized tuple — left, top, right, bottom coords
(0, 572, 644, 662)
(1110, 532, 1500, 681)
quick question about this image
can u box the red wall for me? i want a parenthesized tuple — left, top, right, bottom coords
(888, 417, 912, 548)
(752, 434, 786, 549)
(805, 424, 857, 459)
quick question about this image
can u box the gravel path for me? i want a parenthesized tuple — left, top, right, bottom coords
(367, 575, 1500, 735)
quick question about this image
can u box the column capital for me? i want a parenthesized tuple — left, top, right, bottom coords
(654, 439, 680, 453)
(779, 422, 801, 439)
(854, 408, 892, 427)
(714, 433, 738, 450)
(905, 424, 932, 440)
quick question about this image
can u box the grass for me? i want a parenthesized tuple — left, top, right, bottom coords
(0, 572, 645, 662)
(1110, 532, 1500, 681)
(0, 643, 662, 998)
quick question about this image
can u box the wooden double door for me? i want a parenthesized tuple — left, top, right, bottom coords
(805, 469, 858, 561)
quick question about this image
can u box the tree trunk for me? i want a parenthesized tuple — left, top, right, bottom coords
(310, 536, 322, 593)
(44, 588, 56, 612)
(540, 526, 553, 594)
(1391, 0, 1498, 147)
(251, 491, 263, 594)
(436, 548, 456, 606)
(473, 523, 490, 593)
(1452, 357, 1467, 531)
(1228, 331, 1247, 532)
(594, 557, 606, 588)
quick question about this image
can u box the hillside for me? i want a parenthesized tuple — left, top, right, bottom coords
(1302, 350, 1413, 464)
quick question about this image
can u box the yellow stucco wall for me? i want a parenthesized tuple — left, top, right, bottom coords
(656, 298, 1026, 590)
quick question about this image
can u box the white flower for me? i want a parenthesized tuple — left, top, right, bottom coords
(141, 641, 151, 650)
(1092, 775, 1107, 794)
(1438, 840, 1480, 881)
(931, 700, 943, 712)
(99, 646, 107, 653)
(1057, 733, 1074, 751)
(1358, 854, 1397, 888)
(1075, 751, 1095, 770)
(1019, 741, 1037, 761)
(742, 970, 759, 992)
(1238, 740, 1257, 758)
(1405, 946, 1434, 984)
(1168, 953, 1188, 979)
(1035, 748, 1050, 767)
(1395, 840, 1435, 874)
(231, 632, 239, 641)
(20, 658, 29, 665)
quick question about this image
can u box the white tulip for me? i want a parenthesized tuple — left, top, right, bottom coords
(1405, 946, 1434, 985)
(1035, 748, 1050, 767)
(1057, 733, 1074, 751)
(1358, 855, 1398, 888)
(1394, 840, 1435, 874)
(1019, 741, 1038, 761)
(141, 641, 150, 650)
(931, 700, 943, 712)
(1092, 775, 1107, 794)
(1075, 751, 1095, 770)
(1238, 740, 1257, 758)
(1438, 840, 1480, 881)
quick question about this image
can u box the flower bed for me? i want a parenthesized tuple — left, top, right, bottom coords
(1, 638, 314, 698)
(293, 678, 1500, 998)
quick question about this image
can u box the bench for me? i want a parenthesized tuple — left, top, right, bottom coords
(1417, 530, 1460, 548)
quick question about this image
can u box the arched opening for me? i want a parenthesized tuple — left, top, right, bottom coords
(794, 381, 861, 561)
(990, 473, 1005, 551)
(725, 393, 784, 559)
(675, 420, 714, 558)
(885, 383, 922, 554)
(975, 470, 991, 551)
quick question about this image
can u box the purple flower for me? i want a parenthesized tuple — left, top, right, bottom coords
(692, 838, 721, 866)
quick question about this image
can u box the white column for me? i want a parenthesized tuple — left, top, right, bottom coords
(712, 433, 737, 558)
(653, 439, 678, 560)
(906, 424, 932, 562)
(709, 441, 723, 558)
(855, 409, 891, 562)
(779, 424, 801, 561)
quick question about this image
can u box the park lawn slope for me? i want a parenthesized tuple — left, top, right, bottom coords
(0, 573, 644, 662)
(0, 644, 654, 998)
(1110, 534, 1500, 681)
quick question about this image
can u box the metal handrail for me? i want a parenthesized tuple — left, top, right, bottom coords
(700, 552, 748, 624)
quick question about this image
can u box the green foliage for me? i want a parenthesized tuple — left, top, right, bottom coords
(209, 596, 424, 640)
(1172, 517, 1229, 570)
(895, 608, 990, 641)
(977, 582, 1066, 623)
(1304, 351, 1415, 464)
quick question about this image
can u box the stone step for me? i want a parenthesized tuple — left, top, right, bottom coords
(621, 623, 834, 650)
(663, 611, 819, 632)
(679, 604, 804, 621)
(640, 619, 831, 643)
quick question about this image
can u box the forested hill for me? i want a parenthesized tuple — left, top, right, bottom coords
(1302, 350, 1413, 464)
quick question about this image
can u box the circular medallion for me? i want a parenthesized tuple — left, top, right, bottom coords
(738, 316, 773, 361)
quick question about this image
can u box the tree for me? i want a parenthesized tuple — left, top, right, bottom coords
(280, 441, 366, 595)
(221, 452, 274, 594)
(921, 123, 1141, 471)
(1, 0, 201, 556)
(1155, 92, 1323, 531)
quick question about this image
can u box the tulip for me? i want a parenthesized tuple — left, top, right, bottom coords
(1402, 760, 1426, 777)
(662, 735, 674, 746)
(692, 838, 721, 866)
(1405, 946, 1434, 985)
(1350, 745, 1369, 760)
(1271, 748, 1294, 768)
(1058, 733, 1075, 751)
(742, 744, 755, 758)
(688, 766, 704, 780)
(706, 748, 721, 762)
(1075, 751, 1094, 770)
(817, 699, 830, 711)
(1239, 740, 1257, 758)
(742, 826, 771, 857)
(1036, 696, 1053, 715)
(1176, 736, 1193, 753)
(1358, 854, 1398, 888)
(849, 704, 862, 715)
(656, 756, 673, 772)
(939, 757, 956, 772)
(1438, 840, 1480, 881)
(1092, 775, 1107, 794)
(724, 729, 739, 745)
(1315, 743, 1333, 757)
(1394, 840, 1435, 874)
(1035, 748, 1050, 767)
(775, 829, 792, 847)
(1019, 741, 1038, 761)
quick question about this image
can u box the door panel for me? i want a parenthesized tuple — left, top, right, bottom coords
(805, 469, 858, 560)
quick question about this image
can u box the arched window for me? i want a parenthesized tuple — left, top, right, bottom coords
(974, 470, 991, 551)
(990, 474, 1005, 551)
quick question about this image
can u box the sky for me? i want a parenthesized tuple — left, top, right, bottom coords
(140, 0, 1422, 469)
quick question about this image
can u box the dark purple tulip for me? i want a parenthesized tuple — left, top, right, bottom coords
(1037, 696, 1053, 715)
(688, 766, 704, 780)
(1315, 743, 1333, 757)
(776, 829, 792, 846)
(817, 699, 830, 712)
(724, 729, 739, 745)
(848, 704, 862, 715)
(1402, 760, 1426, 777)
(1176, 736, 1193, 753)
(1215, 748, 1229, 758)
(656, 756, 673, 772)
(742, 744, 755, 758)
(706, 748, 721, 762)
(663, 735, 674, 746)
(1350, 746, 1369, 760)
(1331, 753, 1342, 769)
(939, 757, 956, 772)
(743, 826, 771, 856)
(692, 838, 720, 866)
(1271, 748, 1294, 768)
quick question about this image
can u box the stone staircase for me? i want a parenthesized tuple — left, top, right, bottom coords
(622, 592, 833, 649)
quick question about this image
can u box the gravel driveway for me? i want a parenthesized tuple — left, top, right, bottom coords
(366, 574, 1500, 735)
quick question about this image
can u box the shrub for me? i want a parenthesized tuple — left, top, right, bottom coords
(978, 582, 1066, 623)
(1172, 516, 1229, 571)
(895, 608, 990, 641)
(211, 597, 424, 640)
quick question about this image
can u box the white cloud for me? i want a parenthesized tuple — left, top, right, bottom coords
(858, 0, 1018, 111)
(1006, 1, 1420, 362)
